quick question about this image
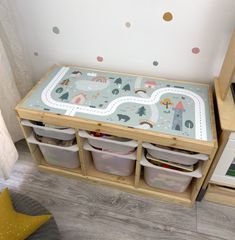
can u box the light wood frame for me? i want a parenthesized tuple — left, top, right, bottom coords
(218, 29, 235, 100)
(205, 184, 235, 207)
(15, 66, 218, 207)
(200, 78, 235, 191)
(199, 77, 235, 204)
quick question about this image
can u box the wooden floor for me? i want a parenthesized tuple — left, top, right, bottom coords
(1, 140, 235, 240)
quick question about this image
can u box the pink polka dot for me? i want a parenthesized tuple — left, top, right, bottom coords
(192, 47, 200, 54)
(97, 56, 103, 62)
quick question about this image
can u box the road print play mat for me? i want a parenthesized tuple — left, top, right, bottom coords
(21, 66, 213, 141)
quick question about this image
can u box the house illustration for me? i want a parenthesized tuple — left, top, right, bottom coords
(144, 80, 157, 88)
(71, 93, 86, 105)
(172, 101, 185, 131)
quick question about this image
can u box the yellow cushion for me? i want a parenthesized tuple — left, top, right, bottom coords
(0, 188, 51, 240)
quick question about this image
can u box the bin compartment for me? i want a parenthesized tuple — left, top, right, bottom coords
(141, 154, 202, 192)
(143, 143, 208, 165)
(83, 142, 136, 176)
(27, 133, 80, 169)
(146, 153, 194, 172)
(79, 131, 137, 154)
(21, 119, 75, 140)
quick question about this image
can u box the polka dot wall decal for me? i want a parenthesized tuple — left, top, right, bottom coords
(52, 26, 60, 34)
(125, 22, 131, 28)
(192, 47, 200, 54)
(97, 56, 103, 62)
(153, 61, 159, 66)
(163, 12, 173, 21)
(33, 52, 39, 56)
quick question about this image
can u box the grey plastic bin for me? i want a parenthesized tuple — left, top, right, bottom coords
(79, 130, 137, 154)
(21, 119, 75, 140)
(84, 142, 136, 176)
(27, 134, 80, 169)
(141, 154, 202, 193)
(143, 143, 208, 165)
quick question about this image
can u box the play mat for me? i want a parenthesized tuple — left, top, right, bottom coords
(21, 66, 213, 141)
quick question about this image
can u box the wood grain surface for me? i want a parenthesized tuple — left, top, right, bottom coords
(0, 140, 233, 240)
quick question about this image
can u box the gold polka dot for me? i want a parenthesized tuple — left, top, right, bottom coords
(163, 12, 173, 21)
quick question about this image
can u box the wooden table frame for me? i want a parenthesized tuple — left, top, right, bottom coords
(15, 66, 218, 207)
(198, 79, 235, 205)
(197, 29, 235, 205)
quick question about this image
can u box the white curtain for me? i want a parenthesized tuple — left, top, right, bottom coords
(0, 49, 19, 178)
(0, 39, 22, 142)
(0, 0, 33, 178)
(0, 110, 19, 179)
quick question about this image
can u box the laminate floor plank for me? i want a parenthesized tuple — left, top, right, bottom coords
(0, 186, 223, 240)
(197, 201, 235, 240)
(3, 145, 198, 232)
(0, 140, 232, 240)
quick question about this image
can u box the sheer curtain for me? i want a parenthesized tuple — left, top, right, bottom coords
(0, 110, 19, 179)
(0, 38, 22, 142)
(0, 0, 33, 178)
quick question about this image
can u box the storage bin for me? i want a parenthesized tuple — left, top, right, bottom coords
(146, 153, 194, 172)
(79, 130, 137, 154)
(35, 134, 74, 147)
(83, 142, 136, 176)
(27, 133, 80, 169)
(143, 143, 208, 165)
(21, 119, 75, 141)
(141, 154, 202, 192)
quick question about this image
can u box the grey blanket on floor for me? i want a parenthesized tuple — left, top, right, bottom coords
(10, 192, 61, 240)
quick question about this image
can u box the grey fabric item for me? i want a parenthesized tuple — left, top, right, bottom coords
(10, 192, 61, 240)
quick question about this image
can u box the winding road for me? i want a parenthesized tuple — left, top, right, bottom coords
(41, 66, 207, 140)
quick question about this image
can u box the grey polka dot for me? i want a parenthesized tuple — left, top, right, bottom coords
(34, 52, 39, 56)
(125, 22, 131, 28)
(153, 61, 159, 66)
(52, 26, 60, 34)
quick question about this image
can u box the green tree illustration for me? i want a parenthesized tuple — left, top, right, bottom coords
(122, 84, 130, 91)
(136, 106, 146, 116)
(114, 78, 122, 85)
(59, 92, 69, 101)
(185, 120, 194, 129)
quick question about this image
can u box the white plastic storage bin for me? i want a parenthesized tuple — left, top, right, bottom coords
(143, 143, 208, 165)
(84, 142, 136, 176)
(21, 119, 75, 141)
(79, 130, 137, 154)
(27, 134, 80, 169)
(141, 154, 202, 192)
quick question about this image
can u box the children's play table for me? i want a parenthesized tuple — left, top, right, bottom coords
(16, 65, 218, 207)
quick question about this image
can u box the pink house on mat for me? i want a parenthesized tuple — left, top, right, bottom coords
(144, 80, 157, 88)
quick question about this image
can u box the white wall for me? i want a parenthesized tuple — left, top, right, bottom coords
(9, 0, 235, 83)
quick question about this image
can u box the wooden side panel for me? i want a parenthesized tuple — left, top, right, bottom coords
(200, 130, 230, 191)
(218, 29, 235, 100)
(134, 141, 143, 188)
(215, 78, 235, 132)
(205, 184, 235, 207)
(191, 84, 219, 200)
(17, 116, 41, 165)
(190, 148, 217, 202)
(76, 131, 87, 175)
